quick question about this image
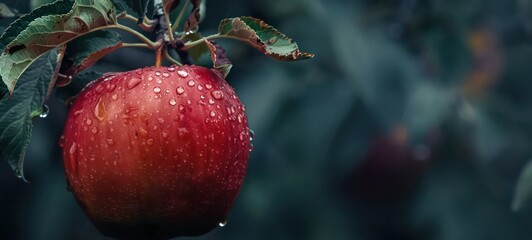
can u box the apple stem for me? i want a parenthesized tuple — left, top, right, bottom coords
(117, 12, 155, 32)
(121, 43, 152, 49)
(155, 45, 163, 67)
(112, 24, 160, 48)
(163, 49, 183, 66)
(182, 34, 221, 50)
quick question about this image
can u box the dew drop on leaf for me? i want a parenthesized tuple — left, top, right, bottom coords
(39, 104, 49, 118)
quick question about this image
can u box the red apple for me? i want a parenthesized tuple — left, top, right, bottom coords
(61, 65, 250, 239)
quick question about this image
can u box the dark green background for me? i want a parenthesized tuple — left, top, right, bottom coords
(3, 0, 532, 239)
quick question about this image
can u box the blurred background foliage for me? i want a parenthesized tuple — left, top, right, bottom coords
(3, 0, 532, 239)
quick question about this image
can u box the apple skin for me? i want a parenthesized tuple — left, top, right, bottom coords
(61, 65, 250, 239)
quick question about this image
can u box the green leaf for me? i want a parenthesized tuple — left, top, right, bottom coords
(55, 70, 101, 104)
(512, 160, 532, 211)
(184, 0, 203, 33)
(218, 16, 314, 61)
(0, 0, 74, 48)
(0, 27, 6, 99)
(163, 0, 181, 14)
(122, 0, 149, 20)
(0, 47, 64, 180)
(112, 0, 126, 14)
(0, 0, 117, 94)
(205, 40, 232, 78)
(61, 30, 123, 79)
(182, 32, 209, 62)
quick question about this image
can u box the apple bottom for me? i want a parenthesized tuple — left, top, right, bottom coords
(76, 194, 230, 239)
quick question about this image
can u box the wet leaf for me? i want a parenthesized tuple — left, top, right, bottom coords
(0, 47, 64, 180)
(205, 40, 232, 78)
(121, 0, 149, 20)
(112, 0, 126, 14)
(218, 16, 314, 61)
(182, 32, 209, 62)
(0, 0, 74, 50)
(163, 0, 181, 14)
(61, 30, 123, 81)
(184, 0, 203, 32)
(0, 0, 116, 94)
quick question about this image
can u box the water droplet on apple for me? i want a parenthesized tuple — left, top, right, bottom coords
(197, 84, 203, 91)
(188, 80, 195, 87)
(111, 94, 118, 100)
(39, 104, 49, 118)
(157, 118, 165, 124)
(95, 85, 104, 93)
(59, 135, 65, 148)
(86, 119, 92, 125)
(69, 142, 77, 155)
(94, 98, 108, 121)
(106, 139, 114, 146)
(139, 127, 149, 138)
(179, 104, 185, 113)
(249, 129, 255, 141)
(177, 69, 188, 77)
(169, 98, 177, 106)
(127, 77, 142, 89)
(162, 72, 170, 78)
(211, 90, 223, 100)
(210, 110, 216, 118)
(168, 67, 176, 72)
(91, 127, 97, 134)
(209, 99, 215, 105)
(153, 87, 161, 93)
(155, 71, 161, 76)
(176, 86, 185, 95)
(107, 83, 116, 92)
(205, 83, 212, 90)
